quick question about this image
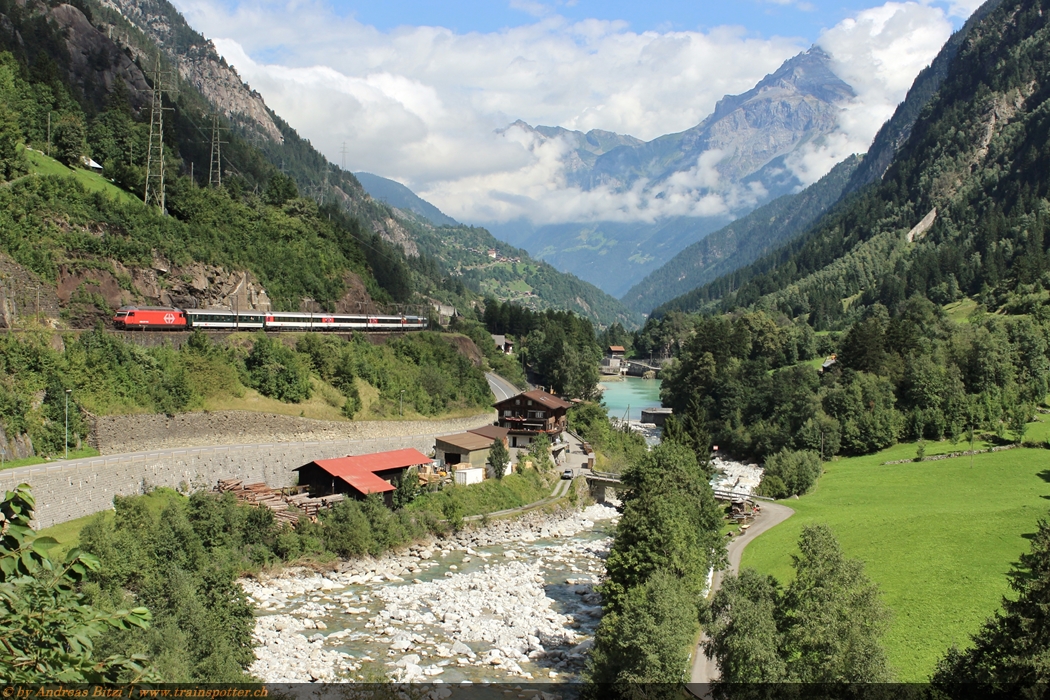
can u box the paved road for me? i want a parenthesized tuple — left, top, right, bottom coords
(688, 502, 795, 688)
(486, 372, 519, 402)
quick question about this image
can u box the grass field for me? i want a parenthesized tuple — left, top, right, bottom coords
(741, 440, 1050, 681)
(24, 149, 141, 205)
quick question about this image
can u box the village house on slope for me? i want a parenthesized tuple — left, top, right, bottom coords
(294, 448, 430, 506)
(493, 389, 571, 449)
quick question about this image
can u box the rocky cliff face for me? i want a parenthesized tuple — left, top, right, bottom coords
(96, 0, 284, 143)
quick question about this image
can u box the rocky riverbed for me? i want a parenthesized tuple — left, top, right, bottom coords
(241, 502, 620, 683)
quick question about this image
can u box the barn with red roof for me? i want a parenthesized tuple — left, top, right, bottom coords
(294, 448, 431, 506)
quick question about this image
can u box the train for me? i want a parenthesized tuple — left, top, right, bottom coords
(112, 306, 428, 331)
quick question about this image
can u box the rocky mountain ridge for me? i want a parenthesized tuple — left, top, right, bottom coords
(486, 47, 857, 297)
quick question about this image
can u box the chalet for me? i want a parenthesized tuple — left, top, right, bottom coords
(491, 334, 514, 355)
(493, 389, 571, 448)
(608, 345, 626, 359)
(294, 448, 430, 506)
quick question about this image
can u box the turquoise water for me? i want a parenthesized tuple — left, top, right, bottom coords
(599, 377, 663, 422)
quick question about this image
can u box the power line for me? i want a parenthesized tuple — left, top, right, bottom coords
(209, 113, 228, 188)
(144, 53, 178, 212)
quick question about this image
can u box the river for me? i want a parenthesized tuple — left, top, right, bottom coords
(598, 377, 663, 422)
(242, 503, 619, 684)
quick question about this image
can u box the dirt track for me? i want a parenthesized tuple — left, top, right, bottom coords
(689, 501, 796, 687)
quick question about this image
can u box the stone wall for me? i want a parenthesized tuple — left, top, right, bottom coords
(91, 411, 497, 454)
(3, 414, 495, 529)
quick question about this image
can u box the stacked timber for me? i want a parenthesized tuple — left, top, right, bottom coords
(215, 479, 345, 525)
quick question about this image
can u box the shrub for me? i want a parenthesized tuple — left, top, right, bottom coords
(244, 335, 312, 403)
(761, 449, 822, 499)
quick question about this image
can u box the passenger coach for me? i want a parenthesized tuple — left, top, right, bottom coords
(113, 306, 426, 331)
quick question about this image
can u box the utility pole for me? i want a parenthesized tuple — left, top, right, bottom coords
(209, 113, 227, 188)
(144, 53, 177, 212)
(400, 390, 405, 417)
(64, 389, 71, 459)
(47, 112, 52, 157)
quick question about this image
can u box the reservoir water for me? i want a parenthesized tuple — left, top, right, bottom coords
(598, 377, 663, 422)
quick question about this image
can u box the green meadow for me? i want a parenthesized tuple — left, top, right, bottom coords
(741, 440, 1050, 681)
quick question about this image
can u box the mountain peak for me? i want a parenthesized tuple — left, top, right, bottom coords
(708, 45, 854, 124)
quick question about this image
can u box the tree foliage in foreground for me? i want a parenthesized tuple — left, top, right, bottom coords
(587, 443, 725, 690)
(705, 524, 893, 684)
(0, 484, 154, 682)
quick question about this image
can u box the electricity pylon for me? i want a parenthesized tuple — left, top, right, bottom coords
(144, 54, 177, 212)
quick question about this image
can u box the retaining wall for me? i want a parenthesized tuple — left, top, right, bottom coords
(91, 410, 498, 454)
(2, 415, 495, 529)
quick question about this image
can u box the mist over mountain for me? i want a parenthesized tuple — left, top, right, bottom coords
(485, 47, 857, 297)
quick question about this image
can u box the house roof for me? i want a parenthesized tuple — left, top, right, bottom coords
(469, 424, 509, 442)
(296, 448, 430, 494)
(523, 389, 572, 410)
(609, 345, 626, 353)
(493, 388, 571, 411)
(436, 432, 495, 452)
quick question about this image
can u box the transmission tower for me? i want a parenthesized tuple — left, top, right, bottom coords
(143, 54, 177, 211)
(209, 113, 227, 187)
(340, 141, 347, 171)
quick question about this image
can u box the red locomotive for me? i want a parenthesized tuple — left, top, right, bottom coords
(113, 307, 188, 329)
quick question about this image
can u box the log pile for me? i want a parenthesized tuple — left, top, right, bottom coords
(215, 479, 343, 526)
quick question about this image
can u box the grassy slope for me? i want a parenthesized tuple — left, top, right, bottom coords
(741, 439, 1050, 681)
(24, 150, 140, 205)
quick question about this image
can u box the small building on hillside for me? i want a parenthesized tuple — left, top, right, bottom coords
(491, 334, 514, 355)
(494, 389, 571, 449)
(294, 448, 430, 506)
(608, 345, 626, 359)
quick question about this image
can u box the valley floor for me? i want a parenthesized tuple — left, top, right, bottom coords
(742, 439, 1050, 680)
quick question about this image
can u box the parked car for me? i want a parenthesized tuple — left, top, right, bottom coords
(561, 469, 574, 480)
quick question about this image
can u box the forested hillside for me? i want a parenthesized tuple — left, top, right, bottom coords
(654, 0, 1050, 326)
(624, 154, 860, 313)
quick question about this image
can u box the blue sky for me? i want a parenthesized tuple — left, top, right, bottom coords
(324, 0, 969, 41)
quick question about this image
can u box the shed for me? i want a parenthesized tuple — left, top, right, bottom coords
(436, 431, 498, 469)
(294, 448, 430, 506)
(468, 424, 510, 445)
(608, 345, 626, 359)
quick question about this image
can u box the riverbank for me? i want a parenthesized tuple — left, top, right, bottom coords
(241, 502, 619, 683)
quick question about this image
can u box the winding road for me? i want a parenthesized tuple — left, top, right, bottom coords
(688, 501, 795, 688)
(486, 372, 520, 402)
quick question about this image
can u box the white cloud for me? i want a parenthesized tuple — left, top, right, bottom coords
(783, 1, 953, 186)
(175, 0, 961, 224)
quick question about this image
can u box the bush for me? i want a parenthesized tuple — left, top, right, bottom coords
(760, 449, 822, 499)
(244, 335, 312, 403)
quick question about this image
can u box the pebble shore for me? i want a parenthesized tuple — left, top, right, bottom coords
(241, 502, 620, 683)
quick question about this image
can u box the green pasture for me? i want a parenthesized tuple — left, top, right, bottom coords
(24, 149, 140, 205)
(741, 441, 1050, 681)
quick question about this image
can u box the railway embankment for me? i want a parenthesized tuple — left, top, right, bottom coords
(3, 411, 495, 529)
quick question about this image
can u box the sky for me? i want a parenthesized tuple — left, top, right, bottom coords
(170, 0, 985, 225)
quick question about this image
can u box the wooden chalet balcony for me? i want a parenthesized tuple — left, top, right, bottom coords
(499, 415, 567, 434)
